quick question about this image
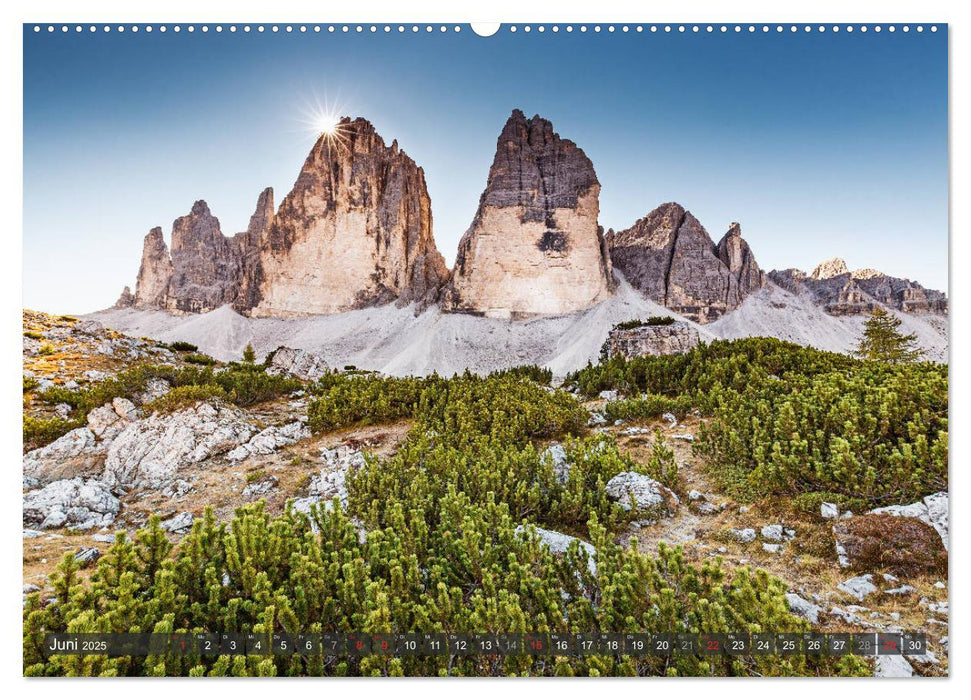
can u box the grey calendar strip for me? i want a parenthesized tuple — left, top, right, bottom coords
(43, 632, 926, 658)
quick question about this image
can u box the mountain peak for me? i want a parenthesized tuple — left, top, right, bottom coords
(811, 257, 850, 280)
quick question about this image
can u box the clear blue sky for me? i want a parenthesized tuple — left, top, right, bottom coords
(24, 25, 948, 313)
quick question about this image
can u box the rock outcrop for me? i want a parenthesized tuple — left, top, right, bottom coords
(608, 203, 765, 323)
(104, 401, 256, 489)
(127, 118, 448, 318)
(23, 477, 120, 530)
(603, 321, 700, 359)
(249, 118, 449, 316)
(769, 258, 947, 316)
(443, 110, 614, 318)
(133, 227, 174, 309)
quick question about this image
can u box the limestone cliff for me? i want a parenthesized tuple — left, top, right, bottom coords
(133, 227, 174, 310)
(248, 117, 448, 317)
(442, 110, 614, 319)
(609, 203, 764, 323)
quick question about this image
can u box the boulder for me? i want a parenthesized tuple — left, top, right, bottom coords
(161, 512, 194, 533)
(603, 322, 701, 359)
(541, 443, 570, 485)
(104, 402, 256, 489)
(820, 502, 839, 519)
(604, 472, 678, 518)
(785, 593, 823, 624)
(266, 347, 329, 381)
(837, 574, 878, 602)
(23, 428, 104, 486)
(515, 524, 597, 575)
(874, 655, 915, 678)
(728, 528, 757, 544)
(23, 478, 120, 530)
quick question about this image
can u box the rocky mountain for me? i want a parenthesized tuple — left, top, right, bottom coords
(607, 203, 765, 323)
(120, 118, 449, 317)
(248, 117, 448, 317)
(769, 258, 947, 316)
(442, 110, 614, 318)
(113, 110, 944, 331)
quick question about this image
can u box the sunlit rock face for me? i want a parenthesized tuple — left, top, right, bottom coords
(442, 110, 615, 319)
(248, 118, 448, 317)
(608, 203, 765, 323)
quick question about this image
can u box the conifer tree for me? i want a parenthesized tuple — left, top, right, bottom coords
(855, 308, 923, 364)
(242, 343, 257, 364)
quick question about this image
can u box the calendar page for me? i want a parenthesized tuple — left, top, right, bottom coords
(22, 21, 948, 679)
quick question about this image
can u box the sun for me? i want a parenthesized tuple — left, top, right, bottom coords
(314, 113, 340, 137)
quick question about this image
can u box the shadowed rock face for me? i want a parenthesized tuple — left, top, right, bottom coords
(769, 258, 948, 316)
(129, 118, 449, 317)
(443, 110, 614, 318)
(609, 203, 765, 323)
(165, 201, 241, 314)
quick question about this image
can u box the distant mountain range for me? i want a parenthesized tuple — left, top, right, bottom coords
(105, 109, 947, 371)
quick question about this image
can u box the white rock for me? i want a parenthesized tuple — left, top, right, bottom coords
(661, 412, 677, 426)
(542, 443, 570, 485)
(23, 478, 119, 530)
(515, 524, 597, 575)
(885, 585, 916, 596)
(104, 402, 256, 489)
(672, 433, 695, 442)
(598, 390, 618, 401)
(54, 403, 72, 419)
(22, 529, 44, 539)
(838, 574, 878, 602)
(729, 528, 757, 544)
(242, 475, 280, 497)
(161, 512, 194, 533)
(786, 593, 823, 624)
(134, 377, 171, 405)
(92, 533, 116, 543)
(83, 369, 108, 382)
(23, 427, 102, 485)
(934, 581, 946, 589)
(587, 412, 607, 427)
(267, 346, 329, 380)
(74, 547, 100, 566)
(604, 472, 678, 517)
(762, 543, 784, 553)
(820, 502, 839, 519)
(307, 447, 367, 508)
(874, 655, 914, 678)
(228, 421, 311, 462)
(761, 524, 785, 542)
(688, 490, 705, 501)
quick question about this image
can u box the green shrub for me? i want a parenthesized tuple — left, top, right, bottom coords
(38, 344, 55, 356)
(212, 366, 302, 407)
(183, 353, 216, 366)
(696, 361, 947, 504)
(23, 415, 82, 451)
(170, 341, 199, 352)
(144, 385, 227, 413)
(23, 331, 43, 340)
(488, 364, 553, 385)
(603, 394, 693, 422)
(614, 316, 676, 331)
(22, 503, 867, 677)
(23, 376, 40, 393)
